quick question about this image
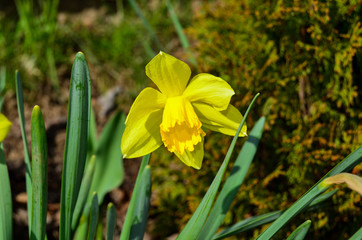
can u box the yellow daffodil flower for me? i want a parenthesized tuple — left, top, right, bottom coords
(121, 52, 247, 169)
(0, 113, 12, 142)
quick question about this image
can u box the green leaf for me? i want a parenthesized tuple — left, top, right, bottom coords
(128, 0, 164, 51)
(0, 144, 12, 240)
(30, 106, 48, 240)
(60, 52, 91, 240)
(213, 190, 338, 239)
(256, 146, 362, 240)
(96, 222, 103, 240)
(73, 215, 88, 240)
(88, 111, 126, 205)
(286, 220, 311, 240)
(15, 71, 32, 234)
(213, 211, 281, 240)
(129, 166, 151, 240)
(349, 227, 362, 240)
(106, 203, 117, 240)
(86, 109, 97, 160)
(120, 154, 151, 240)
(72, 156, 96, 230)
(165, 0, 196, 65)
(87, 193, 99, 240)
(198, 116, 265, 239)
(177, 93, 260, 240)
(46, 48, 59, 91)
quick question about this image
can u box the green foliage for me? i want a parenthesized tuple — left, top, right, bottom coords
(183, 0, 362, 238)
(0, 1, 194, 95)
(15, 72, 32, 232)
(120, 154, 151, 240)
(60, 52, 91, 239)
(30, 106, 48, 240)
(0, 144, 12, 240)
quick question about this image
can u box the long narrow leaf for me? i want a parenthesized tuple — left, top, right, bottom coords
(106, 203, 117, 240)
(349, 227, 362, 240)
(128, 0, 164, 51)
(72, 156, 96, 230)
(256, 146, 362, 240)
(88, 111, 126, 206)
(129, 166, 151, 240)
(73, 215, 88, 240)
(30, 106, 48, 240)
(0, 144, 12, 240)
(96, 222, 103, 240)
(213, 189, 338, 239)
(87, 193, 99, 240)
(120, 154, 151, 240)
(177, 93, 260, 240)
(286, 220, 311, 240)
(198, 116, 265, 239)
(60, 52, 91, 240)
(86, 109, 97, 161)
(165, 0, 196, 65)
(15, 71, 32, 233)
(214, 211, 281, 240)
(46, 48, 59, 91)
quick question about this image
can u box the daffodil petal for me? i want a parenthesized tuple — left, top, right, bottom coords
(0, 113, 12, 142)
(145, 51, 191, 97)
(125, 87, 166, 124)
(183, 73, 235, 111)
(174, 137, 204, 170)
(121, 88, 166, 158)
(193, 103, 247, 137)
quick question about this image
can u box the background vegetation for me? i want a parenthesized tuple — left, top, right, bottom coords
(0, 0, 360, 239)
(184, 0, 361, 239)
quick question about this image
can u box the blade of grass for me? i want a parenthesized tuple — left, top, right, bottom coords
(349, 227, 362, 240)
(286, 220, 311, 240)
(177, 93, 260, 240)
(256, 146, 362, 240)
(46, 48, 59, 91)
(30, 106, 48, 240)
(60, 52, 91, 240)
(213, 189, 338, 239)
(198, 116, 265, 239)
(0, 144, 12, 240)
(72, 156, 96, 231)
(15, 71, 32, 235)
(128, 0, 164, 51)
(87, 193, 99, 240)
(165, 0, 196, 65)
(120, 154, 151, 240)
(141, 41, 156, 60)
(106, 203, 117, 240)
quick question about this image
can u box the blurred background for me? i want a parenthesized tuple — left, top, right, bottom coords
(0, 0, 361, 239)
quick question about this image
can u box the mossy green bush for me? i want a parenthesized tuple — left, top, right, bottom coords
(150, 0, 361, 239)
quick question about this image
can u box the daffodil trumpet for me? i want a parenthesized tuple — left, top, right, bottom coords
(121, 52, 247, 169)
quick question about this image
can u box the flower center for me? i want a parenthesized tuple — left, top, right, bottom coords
(160, 96, 205, 154)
